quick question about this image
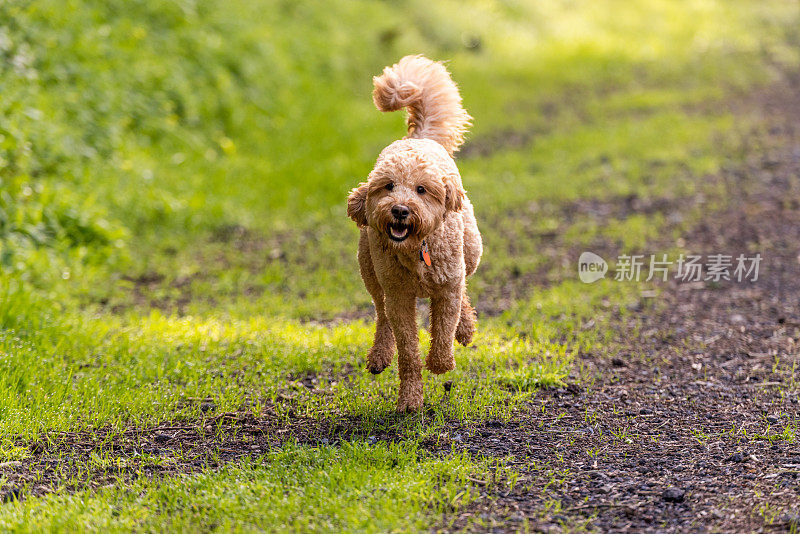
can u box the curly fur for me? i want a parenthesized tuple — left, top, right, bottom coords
(372, 55, 472, 155)
(347, 55, 483, 412)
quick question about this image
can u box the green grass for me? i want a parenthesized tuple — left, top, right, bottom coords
(0, 442, 503, 533)
(0, 309, 570, 438)
(1, 0, 799, 530)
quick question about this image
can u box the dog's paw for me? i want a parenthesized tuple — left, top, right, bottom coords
(456, 300, 477, 346)
(425, 350, 455, 375)
(367, 346, 393, 375)
(455, 311, 476, 346)
(396, 382, 423, 413)
(367, 361, 389, 375)
(455, 320, 475, 346)
(396, 395, 423, 413)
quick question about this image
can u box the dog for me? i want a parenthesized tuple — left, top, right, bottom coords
(347, 55, 482, 412)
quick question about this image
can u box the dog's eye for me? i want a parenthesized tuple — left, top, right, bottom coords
(416, 185, 426, 194)
(385, 182, 394, 191)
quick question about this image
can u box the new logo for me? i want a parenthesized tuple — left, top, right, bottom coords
(578, 251, 608, 283)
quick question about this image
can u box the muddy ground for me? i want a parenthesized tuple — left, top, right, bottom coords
(437, 76, 800, 532)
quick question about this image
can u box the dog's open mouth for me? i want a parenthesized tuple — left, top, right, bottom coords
(387, 222, 410, 242)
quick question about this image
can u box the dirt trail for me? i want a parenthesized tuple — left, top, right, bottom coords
(438, 77, 800, 532)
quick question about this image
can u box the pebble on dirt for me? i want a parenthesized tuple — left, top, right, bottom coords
(662, 487, 686, 503)
(727, 452, 747, 463)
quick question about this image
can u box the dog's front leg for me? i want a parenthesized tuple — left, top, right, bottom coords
(426, 285, 462, 374)
(385, 292, 423, 412)
(358, 231, 395, 374)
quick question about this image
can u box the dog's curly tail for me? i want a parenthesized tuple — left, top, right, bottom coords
(373, 55, 471, 156)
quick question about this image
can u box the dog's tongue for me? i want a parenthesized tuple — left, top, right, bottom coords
(391, 226, 408, 239)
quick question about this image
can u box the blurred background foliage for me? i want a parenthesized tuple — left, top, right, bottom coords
(0, 0, 797, 315)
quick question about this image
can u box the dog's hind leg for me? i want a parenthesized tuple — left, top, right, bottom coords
(358, 231, 395, 374)
(426, 286, 462, 374)
(455, 291, 476, 347)
(462, 199, 482, 277)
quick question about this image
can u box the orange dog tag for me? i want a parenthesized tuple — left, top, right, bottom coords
(420, 240, 432, 266)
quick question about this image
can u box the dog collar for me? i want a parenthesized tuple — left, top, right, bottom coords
(419, 240, 431, 266)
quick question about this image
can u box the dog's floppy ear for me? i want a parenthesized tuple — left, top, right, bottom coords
(347, 181, 370, 227)
(444, 174, 465, 212)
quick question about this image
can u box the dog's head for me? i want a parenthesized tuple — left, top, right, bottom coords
(347, 140, 465, 250)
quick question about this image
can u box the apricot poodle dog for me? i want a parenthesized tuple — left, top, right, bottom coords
(347, 55, 482, 412)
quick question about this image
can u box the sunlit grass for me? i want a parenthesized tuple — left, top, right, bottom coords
(0, 442, 501, 533)
(0, 0, 798, 530)
(0, 302, 577, 439)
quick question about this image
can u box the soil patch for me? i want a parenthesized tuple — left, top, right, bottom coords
(437, 74, 800, 532)
(1, 406, 407, 503)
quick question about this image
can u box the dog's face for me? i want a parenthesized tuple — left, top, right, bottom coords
(347, 146, 464, 250)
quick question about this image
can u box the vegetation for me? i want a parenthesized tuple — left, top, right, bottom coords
(0, 0, 798, 530)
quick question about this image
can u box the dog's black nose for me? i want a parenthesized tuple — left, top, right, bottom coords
(391, 204, 410, 219)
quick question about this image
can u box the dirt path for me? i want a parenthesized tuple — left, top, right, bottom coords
(434, 78, 800, 532)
